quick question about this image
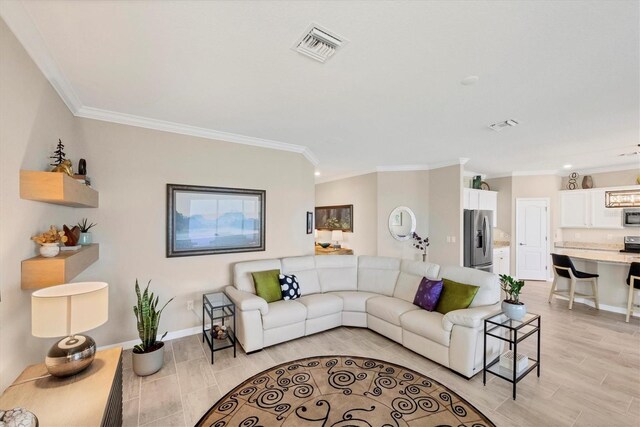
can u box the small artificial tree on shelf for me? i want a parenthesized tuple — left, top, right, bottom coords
(49, 139, 66, 167)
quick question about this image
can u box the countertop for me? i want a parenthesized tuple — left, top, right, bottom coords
(493, 241, 510, 248)
(553, 247, 640, 265)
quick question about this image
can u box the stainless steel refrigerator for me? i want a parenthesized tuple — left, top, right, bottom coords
(463, 209, 493, 272)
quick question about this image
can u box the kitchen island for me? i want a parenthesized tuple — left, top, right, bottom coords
(553, 247, 639, 318)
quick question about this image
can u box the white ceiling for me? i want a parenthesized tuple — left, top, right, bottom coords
(3, 0, 639, 182)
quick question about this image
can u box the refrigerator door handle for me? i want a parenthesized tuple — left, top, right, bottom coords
(482, 216, 487, 257)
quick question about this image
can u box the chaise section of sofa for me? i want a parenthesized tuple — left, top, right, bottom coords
(225, 255, 503, 377)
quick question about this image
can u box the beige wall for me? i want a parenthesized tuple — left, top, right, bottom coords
(428, 165, 463, 266)
(485, 176, 512, 238)
(560, 168, 639, 189)
(0, 18, 85, 391)
(315, 173, 378, 256)
(74, 119, 315, 349)
(0, 18, 315, 391)
(377, 171, 429, 260)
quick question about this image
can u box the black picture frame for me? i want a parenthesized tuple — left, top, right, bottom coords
(315, 204, 353, 232)
(306, 211, 313, 234)
(167, 184, 266, 257)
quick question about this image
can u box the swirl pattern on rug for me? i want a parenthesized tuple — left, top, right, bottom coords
(196, 356, 495, 427)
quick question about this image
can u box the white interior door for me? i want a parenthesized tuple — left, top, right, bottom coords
(516, 198, 549, 280)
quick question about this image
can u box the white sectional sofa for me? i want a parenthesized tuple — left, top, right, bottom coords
(225, 255, 503, 378)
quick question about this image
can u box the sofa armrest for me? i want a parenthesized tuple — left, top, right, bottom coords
(442, 302, 502, 330)
(225, 286, 268, 315)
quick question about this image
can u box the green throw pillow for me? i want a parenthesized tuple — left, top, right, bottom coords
(252, 269, 282, 303)
(435, 278, 480, 315)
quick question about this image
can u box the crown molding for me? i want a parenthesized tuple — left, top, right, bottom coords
(0, 1, 82, 113)
(376, 157, 469, 173)
(76, 106, 319, 165)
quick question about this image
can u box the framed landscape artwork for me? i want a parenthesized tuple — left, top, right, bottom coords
(167, 184, 266, 257)
(315, 204, 353, 232)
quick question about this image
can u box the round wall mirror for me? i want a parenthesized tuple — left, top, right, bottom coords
(388, 206, 416, 241)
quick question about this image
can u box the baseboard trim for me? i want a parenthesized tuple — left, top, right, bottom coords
(98, 326, 201, 351)
(554, 295, 640, 318)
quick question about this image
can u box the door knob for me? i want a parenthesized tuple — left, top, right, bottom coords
(519, 243, 525, 246)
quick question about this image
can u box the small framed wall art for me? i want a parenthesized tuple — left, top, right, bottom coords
(306, 212, 313, 234)
(315, 204, 353, 232)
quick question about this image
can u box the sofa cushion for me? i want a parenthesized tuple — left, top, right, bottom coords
(252, 270, 282, 303)
(330, 291, 379, 312)
(366, 296, 420, 326)
(435, 279, 480, 315)
(262, 300, 307, 330)
(315, 255, 358, 292)
(401, 310, 451, 346)
(279, 274, 301, 300)
(439, 265, 499, 307)
(393, 260, 441, 303)
(357, 256, 401, 296)
(282, 256, 321, 295)
(413, 278, 443, 311)
(234, 259, 282, 294)
(296, 294, 344, 319)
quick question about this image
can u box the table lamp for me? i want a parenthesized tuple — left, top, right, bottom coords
(32, 282, 108, 377)
(331, 230, 343, 249)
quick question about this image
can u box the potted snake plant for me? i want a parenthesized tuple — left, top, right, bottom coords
(499, 274, 526, 321)
(132, 280, 174, 376)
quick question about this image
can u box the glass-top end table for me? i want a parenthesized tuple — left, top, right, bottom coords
(202, 291, 236, 364)
(483, 311, 541, 400)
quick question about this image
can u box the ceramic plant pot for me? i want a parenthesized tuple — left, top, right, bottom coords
(78, 232, 93, 245)
(132, 341, 165, 376)
(502, 300, 527, 321)
(39, 243, 60, 258)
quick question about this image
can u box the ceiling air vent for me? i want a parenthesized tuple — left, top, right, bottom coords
(489, 119, 519, 132)
(293, 25, 345, 63)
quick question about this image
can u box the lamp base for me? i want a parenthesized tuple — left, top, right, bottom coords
(45, 334, 96, 377)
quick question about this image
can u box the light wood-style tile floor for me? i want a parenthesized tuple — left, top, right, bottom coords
(122, 281, 640, 426)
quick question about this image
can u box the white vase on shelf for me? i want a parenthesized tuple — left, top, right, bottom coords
(39, 243, 60, 258)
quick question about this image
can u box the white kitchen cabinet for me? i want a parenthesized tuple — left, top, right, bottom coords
(560, 187, 627, 229)
(560, 191, 589, 228)
(464, 188, 498, 227)
(493, 247, 510, 276)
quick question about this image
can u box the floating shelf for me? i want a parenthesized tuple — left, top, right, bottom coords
(21, 244, 99, 289)
(20, 170, 99, 208)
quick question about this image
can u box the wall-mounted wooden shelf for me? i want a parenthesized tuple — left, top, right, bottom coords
(21, 244, 99, 289)
(20, 170, 99, 208)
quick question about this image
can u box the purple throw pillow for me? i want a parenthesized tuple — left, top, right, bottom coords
(413, 278, 444, 311)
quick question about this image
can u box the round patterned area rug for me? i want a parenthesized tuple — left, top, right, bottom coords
(197, 355, 495, 427)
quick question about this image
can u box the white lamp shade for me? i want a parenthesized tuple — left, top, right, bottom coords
(331, 230, 344, 241)
(32, 282, 108, 338)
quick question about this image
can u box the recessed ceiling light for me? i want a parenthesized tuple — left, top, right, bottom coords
(563, 164, 572, 169)
(314, 171, 321, 176)
(461, 76, 479, 86)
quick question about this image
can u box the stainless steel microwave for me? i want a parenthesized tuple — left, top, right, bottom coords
(623, 208, 640, 227)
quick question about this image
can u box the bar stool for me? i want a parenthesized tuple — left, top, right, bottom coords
(626, 262, 640, 322)
(549, 253, 599, 310)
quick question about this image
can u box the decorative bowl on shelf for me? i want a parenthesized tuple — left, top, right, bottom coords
(318, 243, 331, 248)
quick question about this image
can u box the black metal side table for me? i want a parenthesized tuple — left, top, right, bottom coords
(483, 312, 541, 400)
(202, 292, 236, 364)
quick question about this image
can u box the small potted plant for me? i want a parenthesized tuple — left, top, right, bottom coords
(77, 218, 96, 245)
(132, 280, 173, 376)
(31, 226, 68, 257)
(499, 274, 526, 320)
(412, 232, 430, 262)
